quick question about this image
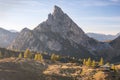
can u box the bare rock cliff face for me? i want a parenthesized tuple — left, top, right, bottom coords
(110, 36, 120, 49)
(34, 6, 102, 51)
(34, 6, 89, 44)
(108, 36, 120, 63)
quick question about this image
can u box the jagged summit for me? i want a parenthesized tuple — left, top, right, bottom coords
(54, 5, 61, 11)
(52, 5, 64, 16)
(34, 5, 88, 44)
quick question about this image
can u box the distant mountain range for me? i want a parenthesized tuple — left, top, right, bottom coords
(0, 6, 120, 63)
(9, 30, 18, 33)
(87, 33, 120, 42)
(0, 27, 18, 48)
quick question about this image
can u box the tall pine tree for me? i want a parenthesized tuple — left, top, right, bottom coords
(51, 54, 60, 61)
(99, 57, 104, 66)
(92, 60, 96, 67)
(34, 54, 38, 60)
(86, 58, 91, 67)
(37, 54, 43, 61)
(83, 59, 86, 65)
(18, 53, 22, 58)
(24, 49, 32, 58)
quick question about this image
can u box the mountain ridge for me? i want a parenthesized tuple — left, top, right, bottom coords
(87, 32, 120, 42)
(0, 27, 19, 48)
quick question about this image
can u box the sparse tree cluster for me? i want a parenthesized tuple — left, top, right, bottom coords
(83, 57, 104, 68)
(34, 53, 43, 62)
(17, 49, 44, 62)
(1, 48, 117, 72)
(22, 49, 61, 62)
(51, 53, 60, 61)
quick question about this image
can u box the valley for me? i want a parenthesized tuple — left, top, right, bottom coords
(0, 52, 120, 80)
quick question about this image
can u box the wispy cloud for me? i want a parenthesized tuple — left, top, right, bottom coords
(0, 0, 49, 17)
(0, 0, 23, 17)
(67, 0, 120, 7)
(110, 0, 120, 2)
(76, 16, 120, 34)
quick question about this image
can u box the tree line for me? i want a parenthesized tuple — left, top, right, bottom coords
(18, 49, 60, 62)
(0, 48, 117, 71)
(82, 57, 116, 71)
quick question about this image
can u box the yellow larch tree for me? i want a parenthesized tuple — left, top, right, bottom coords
(24, 49, 32, 58)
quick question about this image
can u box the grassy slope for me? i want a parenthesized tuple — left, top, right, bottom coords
(0, 58, 74, 80)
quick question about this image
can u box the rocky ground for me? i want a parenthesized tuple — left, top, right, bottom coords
(0, 58, 74, 80)
(0, 57, 120, 80)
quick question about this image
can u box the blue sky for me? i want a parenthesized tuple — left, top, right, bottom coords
(0, 0, 120, 34)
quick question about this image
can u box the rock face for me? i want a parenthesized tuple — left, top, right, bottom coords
(0, 28, 18, 48)
(35, 6, 89, 45)
(110, 36, 120, 49)
(108, 36, 120, 63)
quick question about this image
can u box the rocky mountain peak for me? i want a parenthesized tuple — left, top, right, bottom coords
(46, 5, 65, 24)
(34, 5, 88, 45)
(9, 5, 103, 58)
(52, 5, 64, 16)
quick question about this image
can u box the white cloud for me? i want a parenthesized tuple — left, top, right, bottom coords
(69, 0, 120, 7)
